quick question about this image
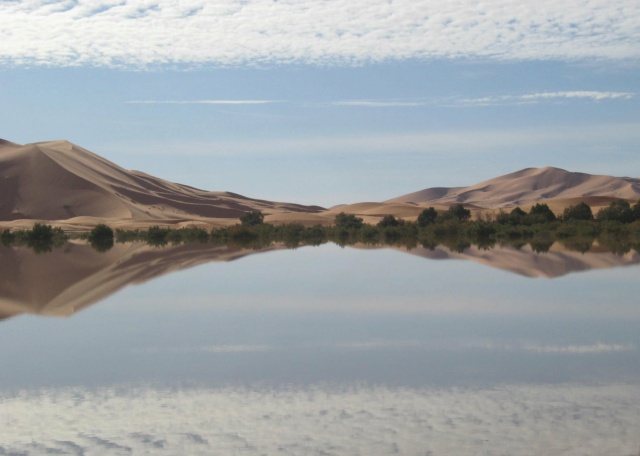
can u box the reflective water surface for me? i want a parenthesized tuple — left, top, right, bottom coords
(1, 242, 639, 455)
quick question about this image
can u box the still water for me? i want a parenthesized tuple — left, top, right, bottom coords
(1, 242, 639, 455)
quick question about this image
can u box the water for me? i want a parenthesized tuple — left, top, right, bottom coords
(1, 242, 639, 455)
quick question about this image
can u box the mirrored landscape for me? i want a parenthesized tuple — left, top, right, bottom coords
(1, 242, 639, 455)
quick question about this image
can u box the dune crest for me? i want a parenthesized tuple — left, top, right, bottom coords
(387, 166, 640, 209)
(0, 139, 324, 226)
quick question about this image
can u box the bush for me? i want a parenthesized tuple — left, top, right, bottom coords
(88, 224, 114, 252)
(563, 202, 593, 221)
(240, 211, 265, 226)
(377, 215, 402, 228)
(417, 207, 438, 227)
(446, 204, 471, 222)
(334, 212, 364, 230)
(597, 199, 634, 223)
(528, 203, 556, 223)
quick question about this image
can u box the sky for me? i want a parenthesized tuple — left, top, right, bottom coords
(0, 0, 639, 207)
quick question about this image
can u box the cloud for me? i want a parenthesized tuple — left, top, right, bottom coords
(459, 91, 636, 106)
(0, 0, 639, 68)
(329, 101, 425, 107)
(126, 100, 281, 105)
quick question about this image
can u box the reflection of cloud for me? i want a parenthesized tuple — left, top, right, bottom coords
(132, 344, 274, 354)
(1, 1, 639, 67)
(459, 91, 635, 106)
(463, 340, 637, 354)
(522, 342, 635, 354)
(1, 383, 639, 455)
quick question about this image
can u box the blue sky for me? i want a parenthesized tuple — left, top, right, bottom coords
(0, 0, 638, 207)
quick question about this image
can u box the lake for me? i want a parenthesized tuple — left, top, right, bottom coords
(1, 242, 639, 455)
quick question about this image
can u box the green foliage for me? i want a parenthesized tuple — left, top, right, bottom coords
(445, 204, 471, 222)
(377, 215, 403, 228)
(147, 226, 171, 246)
(334, 212, 364, 230)
(0, 230, 15, 246)
(497, 207, 528, 225)
(88, 224, 115, 252)
(633, 200, 640, 221)
(563, 202, 594, 221)
(240, 210, 265, 226)
(528, 203, 556, 223)
(417, 207, 438, 227)
(597, 199, 634, 223)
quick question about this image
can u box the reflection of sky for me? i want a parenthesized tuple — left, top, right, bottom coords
(1, 383, 639, 455)
(1, 244, 639, 453)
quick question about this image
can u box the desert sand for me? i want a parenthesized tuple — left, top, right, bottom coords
(1, 138, 639, 231)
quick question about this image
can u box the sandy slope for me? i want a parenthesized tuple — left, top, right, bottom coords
(1, 242, 638, 319)
(0, 139, 324, 228)
(2, 138, 639, 228)
(387, 166, 640, 210)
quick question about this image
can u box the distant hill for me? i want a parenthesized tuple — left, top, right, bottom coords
(0, 139, 324, 224)
(387, 166, 640, 209)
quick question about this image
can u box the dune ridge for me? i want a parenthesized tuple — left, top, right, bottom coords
(0, 139, 324, 228)
(2, 138, 640, 228)
(387, 166, 640, 209)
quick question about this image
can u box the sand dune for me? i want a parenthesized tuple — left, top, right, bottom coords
(2, 138, 640, 229)
(1, 242, 638, 320)
(387, 166, 640, 210)
(0, 139, 323, 228)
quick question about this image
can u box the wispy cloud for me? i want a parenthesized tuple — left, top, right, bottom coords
(459, 91, 636, 106)
(329, 101, 425, 108)
(126, 100, 280, 105)
(0, 0, 638, 68)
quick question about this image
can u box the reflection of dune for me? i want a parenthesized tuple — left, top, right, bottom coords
(0, 243, 281, 319)
(1, 242, 639, 320)
(399, 244, 640, 278)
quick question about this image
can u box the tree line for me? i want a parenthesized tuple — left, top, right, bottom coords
(1, 199, 639, 255)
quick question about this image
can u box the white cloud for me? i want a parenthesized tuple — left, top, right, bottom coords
(329, 101, 425, 107)
(126, 100, 281, 105)
(1, 382, 639, 455)
(0, 0, 639, 67)
(459, 91, 636, 106)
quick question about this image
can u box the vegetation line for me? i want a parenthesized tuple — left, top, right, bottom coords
(1, 200, 640, 255)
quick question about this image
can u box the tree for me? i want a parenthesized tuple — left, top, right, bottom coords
(334, 212, 363, 229)
(597, 199, 634, 223)
(447, 204, 471, 222)
(87, 224, 114, 252)
(633, 200, 640, 222)
(377, 215, 402, 228)
(240, 210, 265, 226)
(528, 203, 556, 223)
(417, 207, 438, 227)
(563, 202, 593, 221)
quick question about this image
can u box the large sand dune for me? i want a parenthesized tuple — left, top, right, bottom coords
(2, 138, 640, 228)
(0, 139, 324, 228)
(388, 166, 640, 209)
